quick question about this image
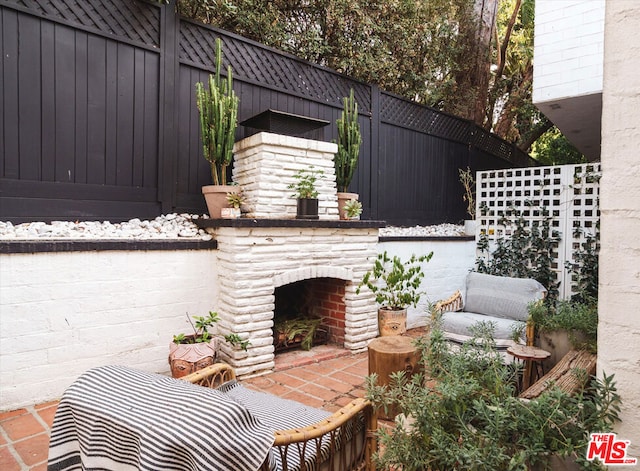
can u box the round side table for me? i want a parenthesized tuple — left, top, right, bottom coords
(507, 345, 551, 391)
(368, 336, 421, 419)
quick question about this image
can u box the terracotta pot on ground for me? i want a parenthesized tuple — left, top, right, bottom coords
(378, 307, 407, 336)
(337, 192, 359, 220)
(202, 185, 238, 219)
(168, 338, 218, 378)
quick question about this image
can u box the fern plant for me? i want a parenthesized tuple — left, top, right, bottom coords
(195, 38, 239, 186)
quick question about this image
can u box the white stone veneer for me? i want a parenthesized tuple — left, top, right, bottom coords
(210, 225, 380, 377)
(599, 0, 640, 455)
(232, 132, 339, 220)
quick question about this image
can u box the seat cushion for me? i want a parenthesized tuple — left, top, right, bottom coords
(464, 272, 547, 322)
(441, 311, 525, 347)
(218, 380, 333, 471)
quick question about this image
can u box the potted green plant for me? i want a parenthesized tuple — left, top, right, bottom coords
(528, 299, 598, 369)
(342, 198, 362, 220)
(195, 38, 240, 218)
(287, 167, 324, 219)
(169, 311, 249, 378)
(335, 89, 362, 219)
(357, 251, 433, 336)
(458, 166, 476, 235)
(222, 191, 245, 219)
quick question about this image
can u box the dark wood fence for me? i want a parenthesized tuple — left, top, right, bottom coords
(0, 0, 534, 225)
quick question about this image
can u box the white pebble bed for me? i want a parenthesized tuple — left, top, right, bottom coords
(379, 224, 465, 237)
(0, 215, 464, 240)
(0, 214, 213, 241)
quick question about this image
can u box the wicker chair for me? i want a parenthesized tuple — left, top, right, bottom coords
(182, 364, 377, 471)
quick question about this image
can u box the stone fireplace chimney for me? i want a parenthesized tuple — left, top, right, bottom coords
(198, 132, 382, 378)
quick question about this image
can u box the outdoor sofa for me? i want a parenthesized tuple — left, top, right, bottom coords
(435, 272, 547, 351)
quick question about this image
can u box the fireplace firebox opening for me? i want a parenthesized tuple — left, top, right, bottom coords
(273, 278, 346, 352)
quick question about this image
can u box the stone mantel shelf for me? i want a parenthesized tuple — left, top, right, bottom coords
(195, 219, 387, 229)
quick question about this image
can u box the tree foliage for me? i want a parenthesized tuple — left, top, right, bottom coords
(161, 0, 570, 154)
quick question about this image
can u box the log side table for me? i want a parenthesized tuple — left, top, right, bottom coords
(368, 336, 421, 419)
(507, 344, 551, 391)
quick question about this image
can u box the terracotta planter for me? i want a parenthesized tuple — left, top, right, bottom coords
(337, 192, 359, 220)
(168, 337, 218, 378)
(378, 307, 407, 336)
(202, 185, 238, 219)
(296, 198, 319, 219)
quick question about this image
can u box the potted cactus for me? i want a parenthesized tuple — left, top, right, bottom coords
(222, 191, 244, 218)
(335, 89, 362, 219)
(196, 38, 240, 218)
(343, 199, 363, 220)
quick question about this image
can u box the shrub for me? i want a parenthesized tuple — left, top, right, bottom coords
(366, 318, 620, 470)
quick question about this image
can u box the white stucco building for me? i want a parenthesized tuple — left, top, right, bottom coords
(533, 0, 640, 459)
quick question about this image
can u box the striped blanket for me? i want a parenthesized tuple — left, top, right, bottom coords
(47, 365, 274, 471)
(218, 381, 334, 471)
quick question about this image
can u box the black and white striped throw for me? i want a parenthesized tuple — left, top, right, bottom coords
(218, 380, 337, 471)
(47, 365, 274, 471)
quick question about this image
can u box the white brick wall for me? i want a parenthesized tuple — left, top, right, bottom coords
(533, 0, 605, 103)
(0, 237, 476, 410)
(379, 239, 477, 328)
(600, 0, 640, 454)
(210, 226, 380, 376)
(0, 250, 218, 411)
(232, 132, 339, 219)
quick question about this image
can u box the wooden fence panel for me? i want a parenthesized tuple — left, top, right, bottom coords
(0, 0, 534, 224)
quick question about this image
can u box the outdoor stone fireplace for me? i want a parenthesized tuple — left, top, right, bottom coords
(197, 132, 382, 377)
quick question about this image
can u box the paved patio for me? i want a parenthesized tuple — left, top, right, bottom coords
(0, 328, 425, 470)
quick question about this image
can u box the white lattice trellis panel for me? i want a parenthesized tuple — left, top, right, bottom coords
(476, 164, 601, 299)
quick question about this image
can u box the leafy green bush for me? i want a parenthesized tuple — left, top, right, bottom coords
(357, 251, 433, 309)
(529, 300, 598, 352)
(565, 226, 599, 304)
(476, 202, 561, 302)
(366, 319, 620, 470)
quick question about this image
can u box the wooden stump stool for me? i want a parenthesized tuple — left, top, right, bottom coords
(368, 336, 421, 419)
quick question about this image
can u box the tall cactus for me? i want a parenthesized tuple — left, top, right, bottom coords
(335, 89, 362, 192)
(195, 38, 239, 186)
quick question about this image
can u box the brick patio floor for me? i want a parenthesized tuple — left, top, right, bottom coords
(0, 328, 426, 470)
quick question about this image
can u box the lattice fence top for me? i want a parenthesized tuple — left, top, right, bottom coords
(476, 163, 601, 299)
(179, 20, 372, 112)
(6, 0, 160, 47)
(380, 93, 472, 143)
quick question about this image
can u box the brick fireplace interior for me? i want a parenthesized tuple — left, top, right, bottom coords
(274, 278, 346, 352)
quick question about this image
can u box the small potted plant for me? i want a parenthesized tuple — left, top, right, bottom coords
(287, 167, 324, 219)
(335, 89, 362, 219)
(222, 191, 245, 218)
(196, 38, 240, 218)
(357, 251, 433, 336)
(169, 311, 249, 378)
(342, 198, 362, 220)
